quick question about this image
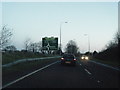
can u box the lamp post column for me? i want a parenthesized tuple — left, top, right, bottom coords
(84, 34, 90, 53)
(60, 22, 67, 55)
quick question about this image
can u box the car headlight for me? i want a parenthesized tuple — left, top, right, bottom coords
(81, 57, 84, 59)
(85, 56, 89, 60)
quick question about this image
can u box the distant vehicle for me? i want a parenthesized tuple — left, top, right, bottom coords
(81, 55, 89, 60)
(61, 54, 77, 66)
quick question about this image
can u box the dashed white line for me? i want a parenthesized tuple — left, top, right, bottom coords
(2, 61, 60, 89)
(84, 69, 92, 75)
(97, 80, 101, 83)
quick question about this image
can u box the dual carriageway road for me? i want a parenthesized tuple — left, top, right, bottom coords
(2, 58, 120, 88)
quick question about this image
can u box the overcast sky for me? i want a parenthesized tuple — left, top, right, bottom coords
(2, 2, 118, 53)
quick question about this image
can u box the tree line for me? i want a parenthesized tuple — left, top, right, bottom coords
(0, 25, 80, 56)
(1, 25, 119, 60)
(0, 26, 43, 53)
(93, 30, 120, 62)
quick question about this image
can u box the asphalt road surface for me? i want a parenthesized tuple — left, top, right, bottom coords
(3, 58, 120, 88)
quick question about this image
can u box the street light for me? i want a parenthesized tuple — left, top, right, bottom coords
(60, 22, 68, 55)
(84, 34, 90, 53)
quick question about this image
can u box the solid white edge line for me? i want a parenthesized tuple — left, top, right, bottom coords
(84, 69, 92, 75)
(89, 60, 120, 71)
(2, 61, 60, 89)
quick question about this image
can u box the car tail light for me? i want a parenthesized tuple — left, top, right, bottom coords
(74, 59, 76, 61)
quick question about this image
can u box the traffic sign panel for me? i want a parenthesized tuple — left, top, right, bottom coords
(42, 37, 58, 50)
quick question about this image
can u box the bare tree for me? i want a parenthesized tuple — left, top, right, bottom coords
(106, 30, 120, 49)
(0, 25, 13, 50)
(105, 41, 117, 49)
(114, 30, 120, 46)
(29, 42, 42, 53)
(24, 38, 31, 52)
(65, 40, 79, 55)
(4, 45, 17, 52)
(36, 41, 42, 52)
(28, 42, 40, 53)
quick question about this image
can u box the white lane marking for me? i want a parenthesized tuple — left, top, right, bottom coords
(2, 61, 60, 89)
(89, 60, 120, 71)
(84, 69, 92, 75)
(97, 80, 101, 83)
(80, 64, 82, 66)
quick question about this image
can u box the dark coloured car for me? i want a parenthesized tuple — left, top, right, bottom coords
(61, 54, 77, 66)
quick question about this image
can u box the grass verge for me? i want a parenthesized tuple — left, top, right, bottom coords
(3, 58, 60, 74)
(2, 51, 59, 64)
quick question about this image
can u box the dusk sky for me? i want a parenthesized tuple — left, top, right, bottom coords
(1, 1, 118, 53)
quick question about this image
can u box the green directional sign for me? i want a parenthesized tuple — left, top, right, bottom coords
(42, 37, 58, 50)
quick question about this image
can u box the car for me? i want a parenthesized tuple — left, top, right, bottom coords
(61, 54, 77, 66)
(81, 55, 89, 60)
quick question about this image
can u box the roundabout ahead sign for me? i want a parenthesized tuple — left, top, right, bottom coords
(42, 37, 58, 50)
